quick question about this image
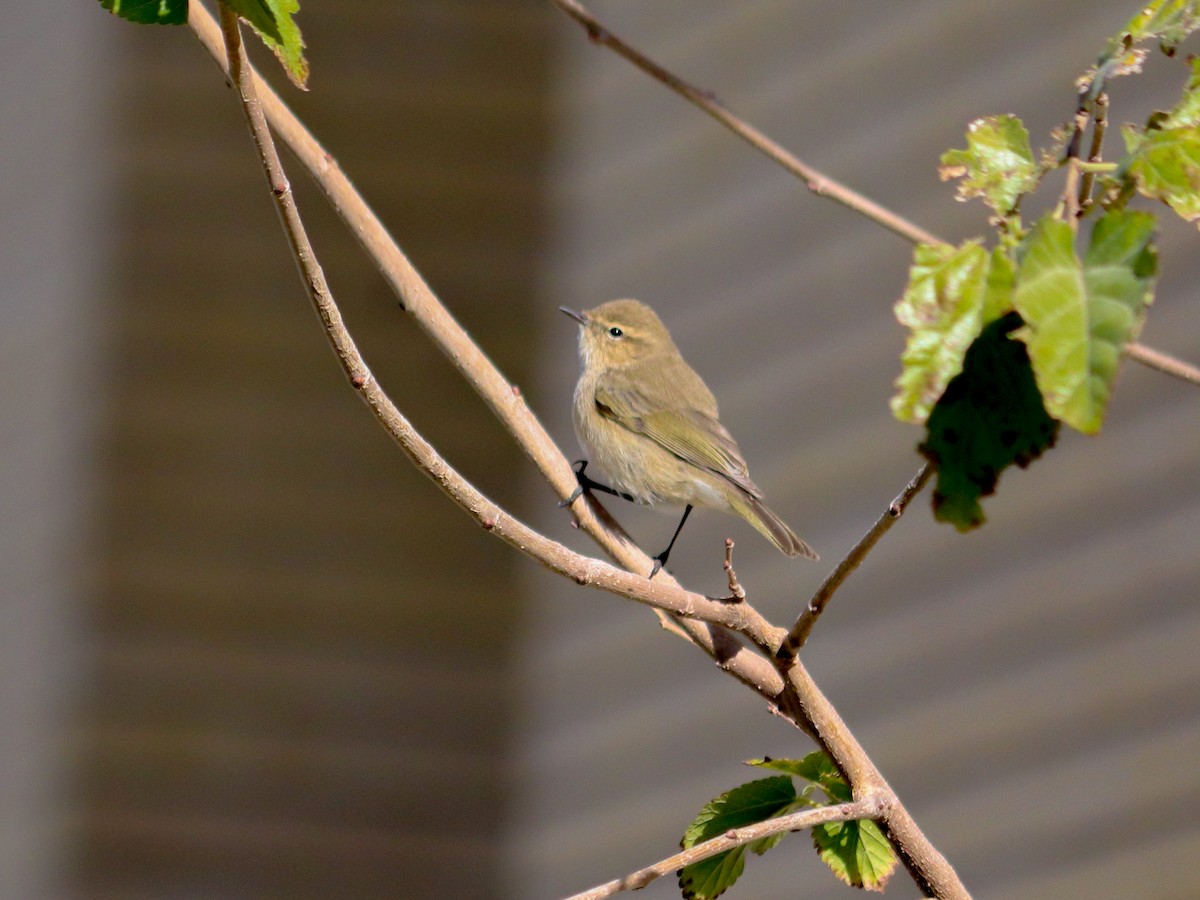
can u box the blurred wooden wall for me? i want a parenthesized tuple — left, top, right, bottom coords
(64, 3, 552, 897)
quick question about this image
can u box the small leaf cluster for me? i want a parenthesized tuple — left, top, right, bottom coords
(893, 0, 1200, 531)
(677, 753, 896, 898)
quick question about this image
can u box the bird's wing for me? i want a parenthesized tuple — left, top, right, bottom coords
(594, 380, 763, 499)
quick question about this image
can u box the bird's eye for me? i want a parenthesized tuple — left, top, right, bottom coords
(607, 326, 624, 339)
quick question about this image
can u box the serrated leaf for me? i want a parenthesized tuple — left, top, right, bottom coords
(892, 241, 1016, 425)
(1012, 212, 1156, 433)
(679, 842, 749, 900)
(99, 0, 186, 25)
(920, 313, 1059, 531)
(226, 0, 309, 89)
(678, 777, 797, 900)
(940, 115, 1039, 213)
(749, 753, 848, 802)
(812, 818, 898, 892)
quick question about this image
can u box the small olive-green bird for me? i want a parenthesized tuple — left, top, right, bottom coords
(561, 298, 817, 576)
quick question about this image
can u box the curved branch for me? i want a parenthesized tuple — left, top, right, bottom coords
(189, 0, 807, 715)
(212, 1, 785, 654)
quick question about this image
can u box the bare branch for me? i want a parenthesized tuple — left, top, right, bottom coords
(1126, 341, 1200, 386)
(548, 0, 941, 248)
(776, 464, 933, 661)
(563, 796, 882, 900)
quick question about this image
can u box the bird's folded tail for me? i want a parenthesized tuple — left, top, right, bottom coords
(734, 493, 818, 560)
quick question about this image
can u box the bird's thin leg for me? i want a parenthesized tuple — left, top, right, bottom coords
(649, 504, 693, 579)
(560, 459, 635, 507)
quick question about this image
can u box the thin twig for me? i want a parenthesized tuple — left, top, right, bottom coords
(776, 464, 933, 662)
(720, 539, 746, 603)
(563, 797, 881, 900)
(548, 0, 941, 248)
(1125, 341, 1200, 386)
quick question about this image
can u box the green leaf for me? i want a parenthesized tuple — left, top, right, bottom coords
(1012, 212, 1156, 433)
(920, 313, 1059, 531)
(99, 0, 186, 25)
(1122, 126, 1200, 222)
(812, 818, 897, 892)
(1161, 56, 1200, 129)
(689, 759, 897, 895)
(749, 753, 849, 803)
(1120, 59, 1200, 223)
(892, 241, 1016, 425)
(939, 115, 1039, 214)
(1085, 0, 1200, 101)
(226, 0, 309, 89)
(1107, 0, 1200, 57)
(678, 777, 798, 900)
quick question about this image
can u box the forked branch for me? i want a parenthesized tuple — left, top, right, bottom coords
(202, 1, 967, 894)
(212, 0, 786, 658)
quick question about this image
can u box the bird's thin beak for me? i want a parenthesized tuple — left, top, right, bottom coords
(559, 306, 587, 325)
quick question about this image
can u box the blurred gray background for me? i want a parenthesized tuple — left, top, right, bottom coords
(4, 1, 1198, 898)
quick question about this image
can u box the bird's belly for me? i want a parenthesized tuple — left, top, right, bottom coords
(575, 413, 732, 512)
